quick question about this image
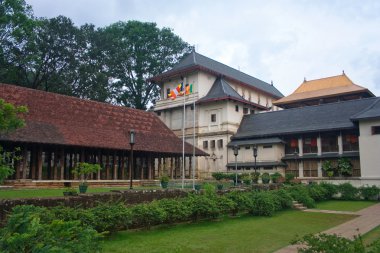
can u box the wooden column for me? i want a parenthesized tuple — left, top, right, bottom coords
(97, 151, 102, 180)
(46, 151, 52, 180)
(15, 153, 21, 180)
(113, 153, 117, 180)
(148, 155, 152, 180)
(158, 156, 161, 177)
(59, 149, 64, 180)
(53, 151, 58, 180)
(140, 156, 144, 180)
(170, 157, 174, 179)
(37, 147, 43, 180)
(22, 148, 28, 179)
(189, 156, 192, 178)
(120, 153, 125, 180)
(30, 147, 36, 180)
(105, 154, 110, 180)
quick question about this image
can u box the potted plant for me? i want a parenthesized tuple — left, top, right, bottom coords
(322, 161, 334, 177)
(271, 172, 282, 183)
(261, 172, 270, 184)
(241, 173, 251, 186)
(72, 162, 101, 193)
(337, 158, 352, 177)
(251, 172, 260, 184)
(212, 172, 225, 190)
(160, 175, 169, 189)
(63, 187, 78, 196)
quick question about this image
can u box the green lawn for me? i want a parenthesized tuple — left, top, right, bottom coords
(0, 187, 139, 199)
(314, 200, 376, 212)
(102, 210, 356, 253)
(363, 225, 380, 245)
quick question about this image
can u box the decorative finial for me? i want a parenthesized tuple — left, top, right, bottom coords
(271, 80, 273, 86)
(304, 77, 307, 82)
(342, 70, 345, 75)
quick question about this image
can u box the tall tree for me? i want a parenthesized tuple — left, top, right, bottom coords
(103, 21, 191, 109)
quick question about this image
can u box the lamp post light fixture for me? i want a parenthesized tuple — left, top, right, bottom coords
(129, 129, 135, 189)
(253, 145, 258, 174)
(233, 145, 239, 186)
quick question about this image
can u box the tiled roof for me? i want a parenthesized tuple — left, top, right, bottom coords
(351, 98, 380, 120)
(227, 137, 284, 147)
(232, 97, 380, 139)
(0, 84, 207, 156)
(151, 51, 284, 98)
(197, 77, 267, 109)
(273, 74, 374, 106)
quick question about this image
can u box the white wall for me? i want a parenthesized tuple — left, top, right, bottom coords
(359, 119, 380, 179)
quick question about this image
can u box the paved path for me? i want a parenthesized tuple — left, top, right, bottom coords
(274, 203, 380, 253)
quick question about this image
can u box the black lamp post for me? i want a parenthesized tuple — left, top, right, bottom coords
(233, 145, 239, 186)
(129, 129, 135, 189)
(253, 145, 258, 174)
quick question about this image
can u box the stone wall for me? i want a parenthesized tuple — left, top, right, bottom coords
(0, 189, 188, 222)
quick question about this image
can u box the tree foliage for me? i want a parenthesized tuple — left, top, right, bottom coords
(0, 1, 190, 109)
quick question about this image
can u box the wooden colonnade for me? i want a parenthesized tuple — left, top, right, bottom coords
(4, 144, 195, 181)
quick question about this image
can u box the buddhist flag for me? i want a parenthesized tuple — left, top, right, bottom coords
(168, 85, 181, 100)
(185, 83, 193, 95)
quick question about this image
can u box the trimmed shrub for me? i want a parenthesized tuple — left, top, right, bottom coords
(157, 198, 192, 223)
(261, 172, 270, 184)
(211, 172, 225, 181)
(307, 183, 329, 201)
(320, 182, 339, 199)
(251, 172, 260, 183)
(287, 185, 315, 208)
(270, 189, 293, 210)
(338, 183, 360, 200)
(285, 173, 295, 184)
(185, 193, 220, 221)
(248, 191, 276, 216)
(88, 203, 131, 233)
(225, 190, 251, 216)
(216, 195, 237, 215)
(271, 172, 282, 183)
(131, 202, 166, 229)
(0, 205, 101, 253)
(359, 185, 380, 200)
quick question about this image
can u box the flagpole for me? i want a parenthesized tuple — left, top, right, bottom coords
(192, 92, 195, 190)
(182, 77, 186, 189)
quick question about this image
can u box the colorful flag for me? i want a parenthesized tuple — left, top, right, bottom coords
(185, 83, 193, 95)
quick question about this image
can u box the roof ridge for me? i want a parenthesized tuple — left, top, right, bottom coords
(0, 83, 144, 114)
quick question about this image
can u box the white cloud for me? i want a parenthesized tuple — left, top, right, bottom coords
(27, 0, 380, 96)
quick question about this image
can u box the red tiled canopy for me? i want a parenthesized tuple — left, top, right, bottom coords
(0, 84, 207, 156)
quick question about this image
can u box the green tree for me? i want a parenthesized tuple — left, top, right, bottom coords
(103, 20, 191, 109)
(0, 99, 27, 183)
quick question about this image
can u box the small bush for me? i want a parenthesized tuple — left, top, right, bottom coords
(307, 183, 329, 201)
(320, 182, 339, 199)
(226, 190, 251, 215)
(248, 191, 276, 216)
(157, 198, 192, 223)
(270, 189, 293, 210)
(0, 205, 101, 253)
(287, 185, 315, 208)
(261, 173, 270, 184)
(216, 195, 237, 215)
(271, 172, 282, 183)
(338, 183, 359, 200)
(359, 185, 380, 200)
(292, 233, 366, 253)
(251, 172, 260, 183)
(285, 173, 295, 184)
(211, 172, 225, 181)
(185, 193, 221, 221)
(131, 202, 166, 229)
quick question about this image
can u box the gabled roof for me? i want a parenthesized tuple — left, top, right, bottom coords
(351, 98, 380, 121)
(0, 84, 207, 156)
(273, 73, 374, 106)
(232, 97, 380, 140)
(150, 51, 284, 98)
(196, 77, 267, 109)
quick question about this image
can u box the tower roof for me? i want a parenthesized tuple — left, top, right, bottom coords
(150, 51, 284, 99)
(273, 73, 374, 107)
(197, 77, 267, 109)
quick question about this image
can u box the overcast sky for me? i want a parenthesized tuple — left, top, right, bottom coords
(27, 0, 380, 96)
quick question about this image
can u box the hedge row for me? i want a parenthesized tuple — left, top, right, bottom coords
(1, 183, 379, 252)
